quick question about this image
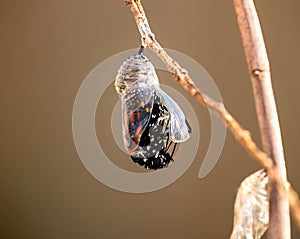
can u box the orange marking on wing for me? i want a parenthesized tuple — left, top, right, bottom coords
(136, 110, 140, 120)
(130, 110, 134, 124)
(133, 124, 143, 144)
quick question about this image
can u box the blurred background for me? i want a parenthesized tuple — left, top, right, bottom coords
(1, 0, 300, 238)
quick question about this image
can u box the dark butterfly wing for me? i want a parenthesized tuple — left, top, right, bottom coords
(121, 81, 154, 153)
(130, 91, 175, 170)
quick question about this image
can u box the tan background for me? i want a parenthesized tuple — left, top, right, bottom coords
(1, 0, 300, 238)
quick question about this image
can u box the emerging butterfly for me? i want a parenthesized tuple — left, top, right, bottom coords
(114, 47, 191, 170)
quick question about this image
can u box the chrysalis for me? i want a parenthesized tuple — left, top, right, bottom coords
(114, 47, 191, 170)
(230, 169, 269, 239)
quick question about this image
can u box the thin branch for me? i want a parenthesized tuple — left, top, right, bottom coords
(233, 0, 289, 238)
(124, 0, 300, 229)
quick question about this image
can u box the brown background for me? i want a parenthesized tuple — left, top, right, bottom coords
(1, 0, 300, 238)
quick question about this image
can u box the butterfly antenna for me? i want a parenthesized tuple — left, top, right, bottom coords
(185, 119, 192, 134)
(170, 143, 177, 158)
(166, 140, 173, 151)
(165, 134, 170, 149)
(137, 45, 145, 55)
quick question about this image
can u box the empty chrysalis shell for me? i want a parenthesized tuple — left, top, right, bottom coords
(230, 169, 269, 239)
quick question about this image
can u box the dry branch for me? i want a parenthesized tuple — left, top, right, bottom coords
(124, 0, 300, 232)
(233, 0, 290, 238)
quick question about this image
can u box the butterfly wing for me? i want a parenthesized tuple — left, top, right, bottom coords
(156, 87, 190, 143)
(121, 81, 155, 153)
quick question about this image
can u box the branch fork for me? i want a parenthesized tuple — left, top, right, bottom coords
(124, 0, 300, 237)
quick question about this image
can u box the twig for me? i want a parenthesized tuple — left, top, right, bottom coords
(233, 0, 290, 238)
(124, 0, 300, 230)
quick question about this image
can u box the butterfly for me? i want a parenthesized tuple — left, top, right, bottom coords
(114, 47, 191, 170)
